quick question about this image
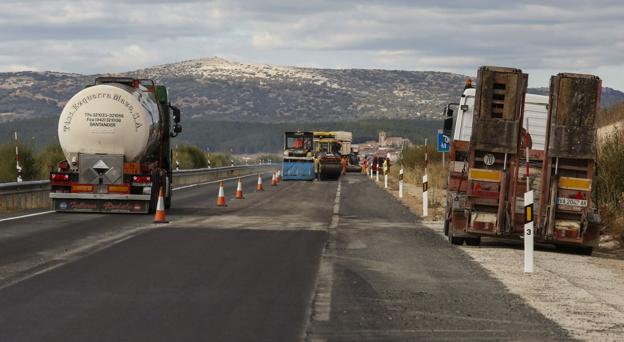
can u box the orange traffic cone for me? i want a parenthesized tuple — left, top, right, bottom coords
(271, 172, 278, 186)
(257, 174, 264, 191)
(276, 169, 281, 183)
(216, 181, 227, 207)
(235, 178, 244, 199)
(153, 187, 168, 223)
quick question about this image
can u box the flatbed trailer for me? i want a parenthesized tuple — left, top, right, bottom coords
(444, 66, 601, 254)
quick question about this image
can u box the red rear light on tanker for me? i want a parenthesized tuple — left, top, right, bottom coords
(132, 175, 151, 185)
(51, 173, 69, 182)
(57, 160, 70, 171)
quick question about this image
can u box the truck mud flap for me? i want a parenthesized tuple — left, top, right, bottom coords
(53, 199, 149, 214)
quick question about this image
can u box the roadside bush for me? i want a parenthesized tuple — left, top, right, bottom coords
(36, 144, 65, 178)
(0, 142, 38, 182)
(255, 154, 281, 164)
(595, 129, 624, 241)
(399, 145, 442, 170)
(207, 153, 233, 168)
(175, 144, 208, 169)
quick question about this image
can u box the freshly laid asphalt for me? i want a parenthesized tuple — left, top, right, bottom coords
(0, 173, 569, 341)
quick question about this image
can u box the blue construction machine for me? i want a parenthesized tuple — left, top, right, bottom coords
(282, 131, 315, 180)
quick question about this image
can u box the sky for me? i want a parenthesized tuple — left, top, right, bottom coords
(0, 0, 623, 89)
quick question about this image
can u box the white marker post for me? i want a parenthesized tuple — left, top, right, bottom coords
(524, 190, 534, 273)
(384, 173, 388, 189)
(376, 168, 379, 182)
(422, 174, 429, 217)
(15, 131, 22, 183)
(399, 167, 404, 198)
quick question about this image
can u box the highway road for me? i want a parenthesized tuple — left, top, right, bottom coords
(0, 173, 569, 341)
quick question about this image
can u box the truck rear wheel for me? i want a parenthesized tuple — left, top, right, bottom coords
(556, 244, 593, 256)
(148, 170, 163, 214)
(465, 237, 481, 246)
(165, 177, 172, 209)
(448, 226, 464, 245)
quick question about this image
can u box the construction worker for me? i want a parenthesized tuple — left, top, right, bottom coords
(341, 156, 348, 175)
(314, 155, 321, 180)
(382, 158, 388, 176)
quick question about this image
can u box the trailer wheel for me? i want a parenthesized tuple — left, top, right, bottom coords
(443, 219, 449, 236)
(578, 246, 593, 256)
(448, 226, 464, 245)
(555, 244, 593, 256)
(148, 171, 162, 214)
(465, 237, 481, 246)
(165, 176, 172, 209)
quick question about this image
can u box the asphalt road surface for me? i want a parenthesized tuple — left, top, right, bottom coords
(0, 173, 570, 341)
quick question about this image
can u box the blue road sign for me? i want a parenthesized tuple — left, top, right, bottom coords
(437, 129, 450, 152)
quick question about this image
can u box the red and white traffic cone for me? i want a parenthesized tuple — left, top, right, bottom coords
(235, 178, 244, 199)
(271, 172, 278, 186)
(276, 169, 282, 182)
(153, 187, 168, 223)
(216, 181, 227, 207)
(257, 174, 264, 191)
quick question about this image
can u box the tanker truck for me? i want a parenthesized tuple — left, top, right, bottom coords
(49, 77, 182, 214)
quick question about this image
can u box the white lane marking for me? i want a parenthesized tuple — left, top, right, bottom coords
(308, 179, 342, 329)
(0, 210, 55, 223)
(0, 173, 270, 223)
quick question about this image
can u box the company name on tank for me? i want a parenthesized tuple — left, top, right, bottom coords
(62, 92, 143, 132)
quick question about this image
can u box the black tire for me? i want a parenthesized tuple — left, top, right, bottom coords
(448, 226, 464, 245)
(444, 219, 450, 236)
(578, 246, 593, 256)
(148, 170, 162, 214)
(555, 244, 593, 256)
(465, 237, 481, 246)
(165, 178, 172, 209)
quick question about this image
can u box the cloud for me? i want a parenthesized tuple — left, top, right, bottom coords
(0, 0, 622, 89)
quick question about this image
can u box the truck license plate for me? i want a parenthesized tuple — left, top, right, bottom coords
(557, 198, 587, 207)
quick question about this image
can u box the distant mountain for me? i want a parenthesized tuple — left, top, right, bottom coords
(0, 57, 467, 123)
(0, 58, 622, 123)
(527, 87, 624, 108)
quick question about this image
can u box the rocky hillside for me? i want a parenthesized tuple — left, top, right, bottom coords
(0, 57, 622, 123)
(0, 57, 468, 122)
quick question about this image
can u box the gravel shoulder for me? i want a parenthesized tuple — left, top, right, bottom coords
(376, 174, 624, 341)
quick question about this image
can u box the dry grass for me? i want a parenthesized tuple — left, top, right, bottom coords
(595, 129, 624, 242)
(381, 161, 448, 221)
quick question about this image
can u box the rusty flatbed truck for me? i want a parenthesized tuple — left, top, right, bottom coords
(444, 66, 601, 254)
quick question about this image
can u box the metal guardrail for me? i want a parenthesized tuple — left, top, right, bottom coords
(0, 180, 51, 194)
(0, 164, 275, 193)
(0, 164, 276, 211)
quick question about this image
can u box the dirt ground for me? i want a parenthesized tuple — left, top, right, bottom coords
(368, 172, 624, 341)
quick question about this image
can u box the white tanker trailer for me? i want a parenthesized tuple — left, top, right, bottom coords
(50, 77, 182, 213)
